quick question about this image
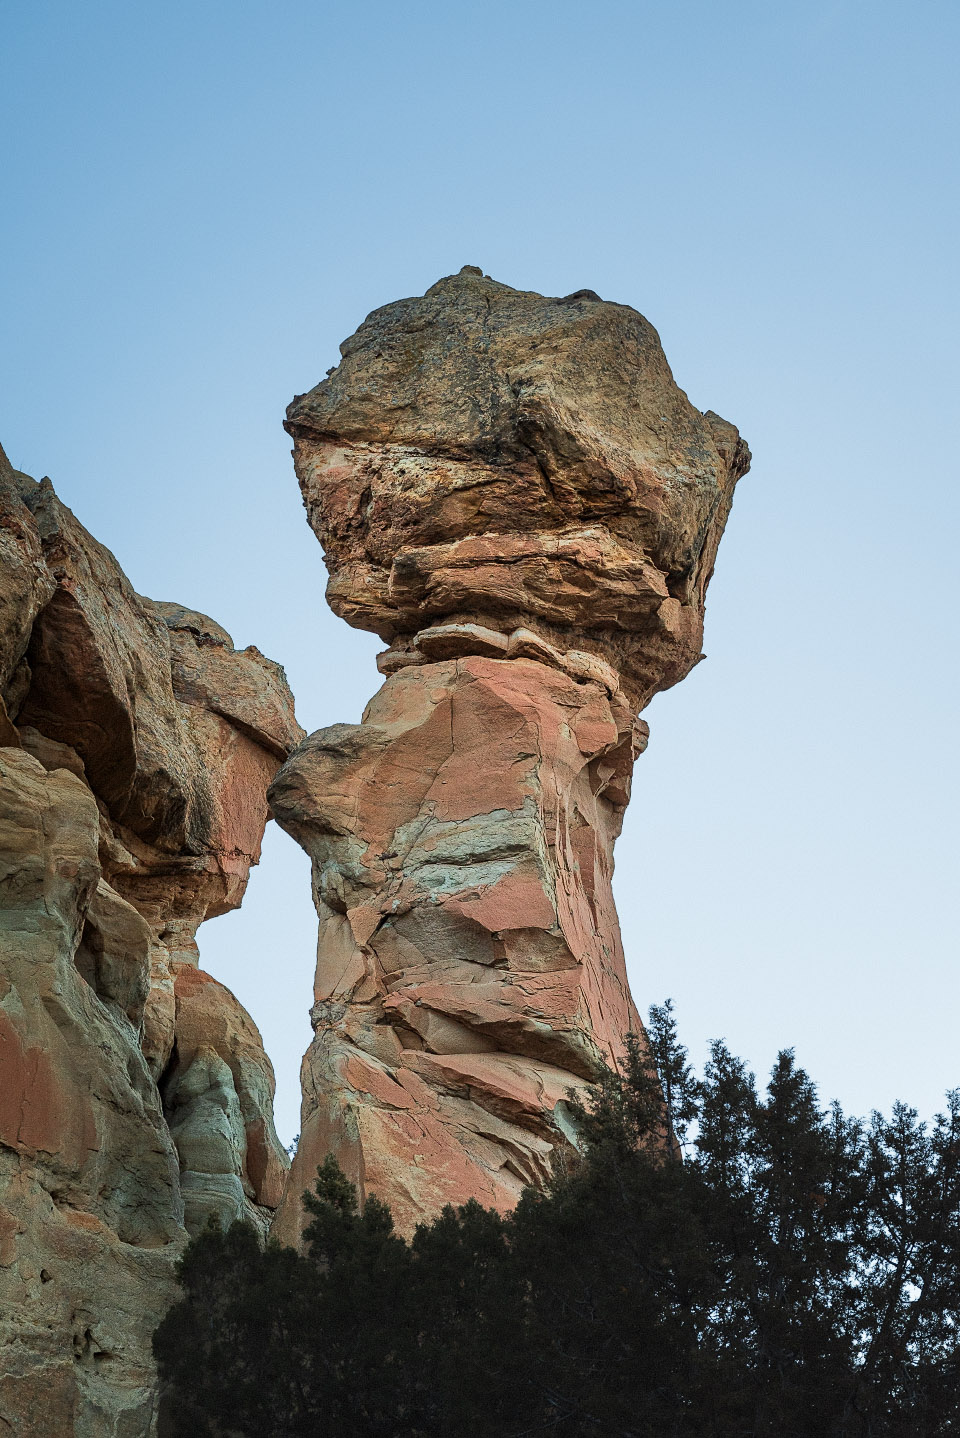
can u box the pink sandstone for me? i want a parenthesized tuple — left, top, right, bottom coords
(270, 268, 750, 1241)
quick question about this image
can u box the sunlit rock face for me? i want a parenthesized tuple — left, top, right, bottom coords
(271, 269, 749, 1240)
(0, 447, 300, 1435)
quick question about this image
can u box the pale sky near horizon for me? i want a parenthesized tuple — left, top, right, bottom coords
(3, 0, 958, 1145)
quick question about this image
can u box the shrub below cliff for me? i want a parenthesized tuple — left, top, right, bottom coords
(154, 1005, 960, 1437)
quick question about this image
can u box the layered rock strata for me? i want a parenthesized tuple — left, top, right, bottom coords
(0, 447, 300, 1434)
(271, 268, 750, 1240)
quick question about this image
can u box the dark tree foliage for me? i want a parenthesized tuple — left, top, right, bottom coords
(154, 1006, 960, 1437)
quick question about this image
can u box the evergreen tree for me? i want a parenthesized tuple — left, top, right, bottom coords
(154, 1007, 960, 1438)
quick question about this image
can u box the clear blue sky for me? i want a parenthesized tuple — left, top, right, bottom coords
(3, 1, 958, 1145)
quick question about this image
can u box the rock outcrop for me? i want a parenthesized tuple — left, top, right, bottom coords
(271, 268, 750, 1240)
(0, 268, 749, 1423)
(0, 446, 300, 1435)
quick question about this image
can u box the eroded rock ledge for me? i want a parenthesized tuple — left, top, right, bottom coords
(0, 443, 301, 1435)
(271, 268, 749, 1241)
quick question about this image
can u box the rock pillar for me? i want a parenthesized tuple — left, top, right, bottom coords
(271, 267, 750, 1238)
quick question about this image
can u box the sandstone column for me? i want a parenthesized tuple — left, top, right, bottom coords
(271, 268, 750, 1238)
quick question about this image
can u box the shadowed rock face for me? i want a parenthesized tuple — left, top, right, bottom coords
(271, 269, 749, 1240)
(0, 449, 301, 1434)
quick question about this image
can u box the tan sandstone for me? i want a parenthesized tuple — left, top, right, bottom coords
(0, 449, 301, 1435)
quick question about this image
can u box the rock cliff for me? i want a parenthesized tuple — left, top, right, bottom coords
(0, 444, 300, 1435)
(270, 268, 749, 1240)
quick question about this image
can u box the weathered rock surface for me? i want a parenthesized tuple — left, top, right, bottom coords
(271, 653, 646, 1240)
(272, 269, 749, 1238)
(0, 450, 299, 1433)
(286, 266, 749, 712)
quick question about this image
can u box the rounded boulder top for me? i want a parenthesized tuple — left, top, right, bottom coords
(286, 266, 703, 465)
(284, 269, 750, 709)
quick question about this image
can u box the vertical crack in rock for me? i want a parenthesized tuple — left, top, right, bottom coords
(270, 267, 750, 1241)
(0, 461, 302, 1433)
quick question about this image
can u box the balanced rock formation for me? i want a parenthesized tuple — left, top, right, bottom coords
(0, 445, 300, 1435)
(271, 268, 750, 1240)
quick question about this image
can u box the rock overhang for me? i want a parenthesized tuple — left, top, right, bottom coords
(283, 266, 750, 710)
